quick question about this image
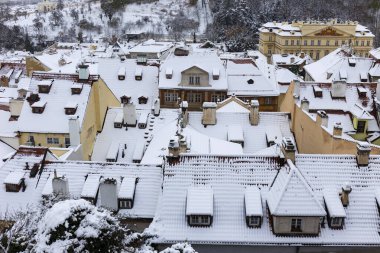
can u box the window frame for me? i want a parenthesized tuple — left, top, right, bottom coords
(291, 218, 302, 232)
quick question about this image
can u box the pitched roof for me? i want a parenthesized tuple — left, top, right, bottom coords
(267, 161, 326, 216)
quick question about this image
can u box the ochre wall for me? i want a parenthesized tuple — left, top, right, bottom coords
(25, 57, 51, 76)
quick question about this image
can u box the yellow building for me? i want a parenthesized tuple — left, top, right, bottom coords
(259, 20, 374, 61)
(17, 70, 119, 161)
(37, 0, 57, 12)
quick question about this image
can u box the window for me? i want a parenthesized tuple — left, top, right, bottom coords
(326, 40, 330, 46)
(119, 200, 132, 209)
(291, 218, 302, 232)
(249, 216, 260, 226)
(65, 137, 70, 148)
(367, 41, 371, 47)
(195, 76, 200, 85)
(189, 215, 210, 226)
(188, 93, 202, 103)
(317, 40, 321, 46)
(357, 120, 366, 133)
(47, 137, 59, 144)
(311, 40, 314, 46)
(335, 40, 339, 46)
(325, 50, 329, 56)
(342, 40, 346, 45)
(304, 40, 307, 46)
(316, 51, 320, 60)
(164, 92, 178, 102)
(310, 51, 314, 58)
(331, 217, 342, 227)
(285, 40, 289, 46)
(291, 40, 294, 46)
(27, 135, 35, 145)
(296, 40, 300, 46)
(264, 97, 272, 105)
(189, 76, 200, 85)
(355, 41, 359, 46)
(211, 94, 226, 103)
(189, 76, 194, 85)
(361, 41, 364, 46)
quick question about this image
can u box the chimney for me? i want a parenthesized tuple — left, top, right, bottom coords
(316, 110, 328, 128)
(202, 102, 217, 126)
(167, 136, 180, 163)
(52, 171, 69, 197)
(293, 79, 300, 98)
(300, 52, 305, 58)
(68, 116, 81, 147)
(180, 101, 189, 127)
(333, 122, 343, 136)
(300, 98, 309, 112)
(281, 137, 296, 164)
(78, 64, 90, 80)
(17, 88, 27, 99)
(356, 142, 371, 166)
(179, 135, 188, 153)
(290, 57, 295, 64)
(340, 182, 352, 207)
(331, 80, 346, 98)
(153, 98, 160, 116)
(123, 99, 137, 127)
(99, 178, 118, 211)
(249, 100, 260, 126)
(376, 80, 380, 102)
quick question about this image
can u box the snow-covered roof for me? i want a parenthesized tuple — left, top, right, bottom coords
(304, 48, 374, 83)
(226, 59, 279, 96)
(370, 47, 380, 60)
(151, 154, 380, 246)
(350, 103, 373, 120)
(118, 177, 137, 199)
(17, 78, 91, 134)
(0, 110, 17, 138)
(323, 189, 347, 218)
(244, 186, 263, 217)
(186, 186, 213, 216)
(80, 174, 101, 198)
(98, 58, 158, 109)
(4, 171, 25, 185)
(267, 161, 326, 216)
(227, 125, 244, 142)
(129, 39, 173, 55)
(158, 51, 228, 91)
(272, 53, 313, 66)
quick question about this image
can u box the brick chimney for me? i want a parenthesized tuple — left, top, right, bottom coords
(333, 122, 343, 136)
(300, 98, 309, 112)
(281, 137, 296, 164)
(249, 100, 260, 126)
(340, 183, 352, 207)
(316, 110, 328, 128)
(202, 102, 217, 126)
(356, 142, 371, 166)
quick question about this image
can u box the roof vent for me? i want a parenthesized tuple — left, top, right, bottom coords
(247, 79, 254, 84)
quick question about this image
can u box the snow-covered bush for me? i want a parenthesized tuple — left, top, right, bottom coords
(35, 199, 125, 253)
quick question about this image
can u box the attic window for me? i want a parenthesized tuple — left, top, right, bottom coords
(339, 69, 347, 80)
(135, 68, 143, 81)
(360, 71, 368, 82)
(4, 171, 26, 192)
(348, 58, 356, 67)
(118, 177, 137, 209)
(212, 68, 220, 80)
(64, 102, 78, 115)
(357, 86, 367, 98)
(247, 79, 254, 85)
(120, 95, 131, 104)
(313, 86, 323, 98)
(138, 96, 148, 104)
(71, 84, 83, 95)
(114, 112, 124, 128)
(186, 187, 213, 227)
(118, 67, 126, 80)
(38, 80, 53, 94)
(31, 101, 46, 114)
(166, 68, 173, 79)
(244, 187, 263, 228)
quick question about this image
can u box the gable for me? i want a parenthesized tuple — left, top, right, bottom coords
(303, 26, 353, 37)
(181, 65, 209, 75)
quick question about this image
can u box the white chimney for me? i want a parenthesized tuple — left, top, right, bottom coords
(123, 101, 137, 127)
(68, 116, 81, 147)
(300, 98, 309, 112)
(331, 80, 346, 98)
(333, 122, 343, 136)
(281, 137, 296, 164)
(99, 178, 118, 211)
(293, 80, 300, 98)
(316, 110, 328, 128)
(249, 100, 260, 126)
(202, 102, 217, 126)
(78, 64, 90, 80)
(153, 98, 160, 116)
(356, 142, 371, 166)
(52, 171, 69, 197)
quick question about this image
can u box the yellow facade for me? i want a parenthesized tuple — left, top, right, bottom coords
(19, 78, 120, 160)
(280, 82, 380, 155)
(259, 20, 374, 61)
(25, 56, 51, 77)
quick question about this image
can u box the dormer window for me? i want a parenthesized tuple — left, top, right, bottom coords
(212, 68, 220, 80)
(348, 58, 356, 67)
(31, 101, 46, 114)
(166, 68, 173, 79)
(138, 96, 148, 104)
(313, 86, 323, 98)
(357, 86, 367, 98)
(245, 186, 263, 228)
(64, 102, 78, 115)
(291, 218, 302, 232)
(247, 79, 254, 84)
(135, 68, 142, 81)
(118, 177, 137, 209)
(120, 95, 131, 104)
(189, 76, 200, 85)
(186, 187, 213, 227)
(118, 67, 126, 80)
(323, 189, 346, 229)
(360, 72, 368, 82)
(114, 112, 123, 128)
(71, 84, 83, 95)
(38, 80, 53, 94)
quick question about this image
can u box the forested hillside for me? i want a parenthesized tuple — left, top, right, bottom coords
(207, 0, 380, 51)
